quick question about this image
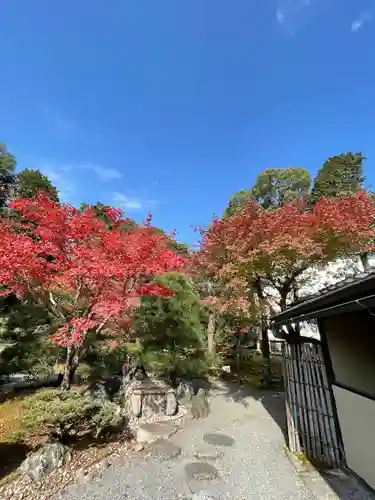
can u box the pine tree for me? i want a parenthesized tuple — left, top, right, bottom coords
(134, 272, 207, 386)
(0, 144, 17, 210)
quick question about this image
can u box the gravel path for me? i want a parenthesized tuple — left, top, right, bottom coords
(56, 382, 316, 499)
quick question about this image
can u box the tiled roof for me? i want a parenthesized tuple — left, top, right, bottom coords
(292, 268, 375, 306)
(272, 267, 375, 324)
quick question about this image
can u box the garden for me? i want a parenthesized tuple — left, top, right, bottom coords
(1, 145, 375, 499)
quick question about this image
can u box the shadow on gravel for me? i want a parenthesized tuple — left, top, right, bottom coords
(204, 376, 288, 441)
(0, 442, 31, 480)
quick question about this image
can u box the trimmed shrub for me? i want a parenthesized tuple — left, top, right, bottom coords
(14, 389, 124, 442)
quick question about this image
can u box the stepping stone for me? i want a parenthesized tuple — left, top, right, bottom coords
(150, 439, 182, 461)
(185, 462, 219, 480)
(203, 433, 235, 447)
(136, 422, 178, 444)
(193, 445, 223, 461)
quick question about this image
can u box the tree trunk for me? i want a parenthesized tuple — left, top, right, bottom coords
(260, 317, 272, 386)
(253, 277, 272, 385)
(207, 310, 216, 357)
(61, 346, 80, 391)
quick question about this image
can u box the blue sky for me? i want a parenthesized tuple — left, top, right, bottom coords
(2, 0, 375, 246)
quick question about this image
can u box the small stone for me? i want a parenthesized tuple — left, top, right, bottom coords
(185, 462, 219, 480)
(193, 445, 224, 461)
(150, 439, 182, 461)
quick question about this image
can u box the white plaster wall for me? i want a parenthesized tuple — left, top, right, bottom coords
(333, 385, 375, 490)
(324, 313, 375, 398)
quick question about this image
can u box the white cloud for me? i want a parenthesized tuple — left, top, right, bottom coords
(88, 164, 123, 181)
(351, 11, 372, 32)
(113, 193, 143, 210)
(275, 0, 325, 35)
(276, 9, 285, 25)
(276, 0, 311, 24)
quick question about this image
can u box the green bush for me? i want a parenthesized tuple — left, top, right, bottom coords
(73, 363, 92, 384)
(14, 389, 124, 442)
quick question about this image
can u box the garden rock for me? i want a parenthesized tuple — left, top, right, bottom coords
(176, 380, 194, 401)
(20, 443, 72, 483)
(182, 388, 209, 419)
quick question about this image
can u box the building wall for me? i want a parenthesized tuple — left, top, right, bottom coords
(324, 312, 375, 397)
(323, 311, 375, 490)
(332, 385, 375, 490)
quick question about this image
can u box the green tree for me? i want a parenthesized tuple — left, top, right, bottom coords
(251, 167, 311, 209)
(0, 143, 17, 210)
(18, 169, 60, 202)
(223, 189, 252, 217)
(134, 272, 207, 386)
(223, 167, 311, 217)
(310, 152, 365, 204)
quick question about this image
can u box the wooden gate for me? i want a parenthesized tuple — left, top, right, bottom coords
(282, 337, 345, 468)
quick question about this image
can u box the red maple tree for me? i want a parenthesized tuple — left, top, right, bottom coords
(0, 194, 186, 388)
(195, 192, 375, 364)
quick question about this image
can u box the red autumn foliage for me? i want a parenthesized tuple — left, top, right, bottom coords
(0, 193, 186, 347)
(195, 193, 375, 315)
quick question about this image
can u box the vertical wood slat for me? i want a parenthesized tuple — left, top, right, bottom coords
(281, 343, 295, 452)
(315, 344, 342, 467)
(292, 343, 309, 456)
(284, 342, 301, 452)
(282, 337, 342, 467)
(309, 343, 332, 466)
(300, 344, 318, 460)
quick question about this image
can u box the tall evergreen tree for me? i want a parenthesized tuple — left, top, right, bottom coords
(134, 272, 207, 386)
(310, 152, 365, 204)
(0, 144, 17, 210)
